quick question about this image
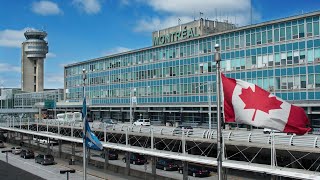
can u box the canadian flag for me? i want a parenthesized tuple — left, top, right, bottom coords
(221, 73, 311, 135)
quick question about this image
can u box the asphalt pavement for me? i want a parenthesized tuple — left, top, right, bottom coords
(0, 158, 44, 180)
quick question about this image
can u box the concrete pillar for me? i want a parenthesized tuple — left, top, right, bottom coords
(58, 140, 62, 158)
(200, 112, 204, 125)
(151, 156, 156, 180)
(163, 112, 167, 125)
(182, 161, 188, 180)
(104, 148, 109, 171)
(125, 152, 131, 176)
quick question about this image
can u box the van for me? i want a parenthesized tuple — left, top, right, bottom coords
(133, 119, 151, 126)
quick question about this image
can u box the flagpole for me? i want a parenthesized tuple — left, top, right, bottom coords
(215, 44, 223, 180)
(82, 69, 87, 180)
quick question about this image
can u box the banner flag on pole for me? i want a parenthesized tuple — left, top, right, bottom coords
(221, 73, 311, 135)
(82, 97, 103, 150)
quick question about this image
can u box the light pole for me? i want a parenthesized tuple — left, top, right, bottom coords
(215, 43, 223, 180)
(2, 150, 12, 163)
(130, 88, 136, 124)
(208, 82, 212, 131)
(82, 69, 87, 180)
(60, 169, 75, 180)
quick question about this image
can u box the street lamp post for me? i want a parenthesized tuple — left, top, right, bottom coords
(208, 82, 212, 131)
(129, 88, 136, 124)
(82, 69, 87, 180)
(60, 169, 75, 180)
(215, 43, 224, 180)
(1, 150, 12, 163)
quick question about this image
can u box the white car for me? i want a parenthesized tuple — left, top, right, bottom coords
(263, 128, 281, 134)
(11, 147, 22, 154)
(133, 119, 151, 126)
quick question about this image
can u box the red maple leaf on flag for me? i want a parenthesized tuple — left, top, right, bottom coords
(239, 85, 283, 121)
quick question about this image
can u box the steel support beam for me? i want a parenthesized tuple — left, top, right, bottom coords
(125, 152, 130, 176)
(151, 156, 156, 180)
(182, 161, 188, 180)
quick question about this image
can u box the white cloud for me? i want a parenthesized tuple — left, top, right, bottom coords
(0, 28, 29, 48)
(73, 0, 101, 14)
(46, 52, 56, 58)
(134, 0, 259, 32)
(0, 63, 20, 73)
(102, 46, 131, 56)
(31, 1, 62, 16)
(45, 73, 64, 89)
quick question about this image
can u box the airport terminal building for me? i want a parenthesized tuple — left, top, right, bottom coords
(64, 11, 320, 130)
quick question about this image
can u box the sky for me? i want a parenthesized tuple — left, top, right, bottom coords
(0, 0, 320, 89)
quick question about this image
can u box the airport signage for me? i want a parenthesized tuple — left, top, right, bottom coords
(153, 26, 200, 46)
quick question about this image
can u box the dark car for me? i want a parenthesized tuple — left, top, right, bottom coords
(100, 150, 118, 160)
(178, 164, 210, 177)
(35, 154, 55, 165)
(122, 153, 147, 165)
(156, 158, 178, 171)
(20, 149, 34, 159)
(173, 125, 194, 135)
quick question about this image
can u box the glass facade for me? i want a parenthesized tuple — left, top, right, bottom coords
(64, 12, 320, 127)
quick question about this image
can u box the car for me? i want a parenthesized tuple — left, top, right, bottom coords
(122, 153, 147, 165)
(178, 164, 210, 177)
(173, 125, 193, 135)
(133, 119, 151, 126)
(35, 154, 55, 165)
(100, 149, 118, 160)
(20, 149, 34, 159)
(99, 118, 117, 128)
(156, 158, 178, 171)
(263, 128, 281, 134)
(0, 140, 5, 148)
(11, 147, 22, 154)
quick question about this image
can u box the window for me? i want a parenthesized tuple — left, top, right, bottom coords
(292, 25, 298, 39)
(293, 51, 299, 64)
(315, 47, 320, 61)
(281, 53, 287, 66)
(286, 26, 292, 40)
(287, 52, 293, 65)
(314, 22, 320, 36)
(274, 28, 280, 42)
(256, 32, 261, 44)
(307, 23, 313, 37)
(307, 49, 314, 62)
(246, 34, 250, 46)
(262, 31, 267, 44)
(299, 24, 305, 38)
(280, 28, 285, 41)
(275, 53, 280, 66)
(267, 30, 273, 43)
(316, 74, 320, 88)
(300, 75, 306, 88)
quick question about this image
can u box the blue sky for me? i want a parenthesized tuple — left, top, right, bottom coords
(0, 0, 320, 89)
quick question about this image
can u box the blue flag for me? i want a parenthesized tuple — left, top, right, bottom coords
(82, 97, 103, 151)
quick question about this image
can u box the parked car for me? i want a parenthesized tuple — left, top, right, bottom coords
(0, 140, 5, 148)
(11, 147, 22, 154)
(263, 128, 281, 134)
(133, 119, 151, 126)
(35, 154, 55, 165)
(173, 125, 193, 135)
(122, 153, 147, 165)
(156, 158, 178, 171)
(178, 164, 210, 177)
(100, 149, 118, 160)
(99, 118, 117, 128)
(20, 149, 34, 159)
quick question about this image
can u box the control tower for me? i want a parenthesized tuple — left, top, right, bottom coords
(21, 30, 48, 92)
